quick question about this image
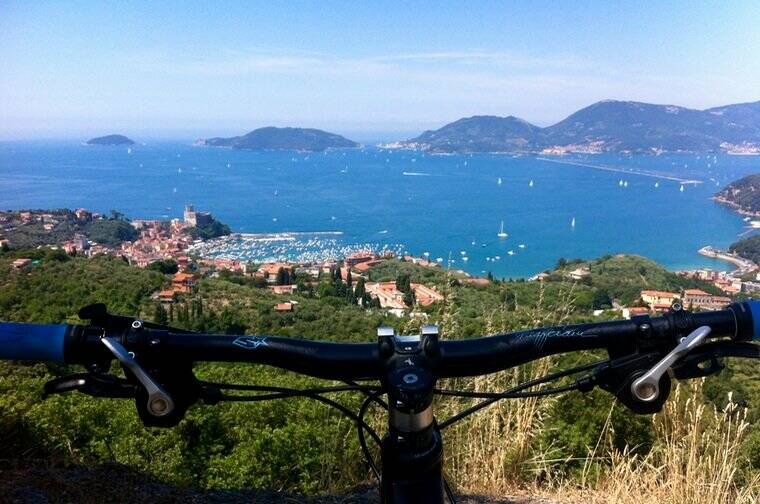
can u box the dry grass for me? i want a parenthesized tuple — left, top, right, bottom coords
(549, 382, 760, 504)
(432, 279, 760, 503)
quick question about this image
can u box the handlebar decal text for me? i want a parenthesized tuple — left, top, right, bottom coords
(232, 336, 269, 350)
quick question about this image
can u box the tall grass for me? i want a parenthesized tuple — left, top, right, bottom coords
(561, 382, 760, 504)
(430, 280, 759, 502)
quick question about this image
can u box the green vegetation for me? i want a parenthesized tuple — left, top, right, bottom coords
(0, 250, 758, 498)
(0, 209, 138, 248)
(716, 174, 760, 215)
(188, 219, 231, 240)
(731, 234, 760, 264)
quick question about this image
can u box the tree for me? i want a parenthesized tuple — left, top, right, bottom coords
(396, 273, 411, 293)
(154, 303, 169, 325)
(556, 257, 568, 269)
(403, 289, 416, 307)
(275, 267, 290, 286)
(346, 269, 353, 288)
(148, 259, 179, 274)
(592, 289, 612, 310)
(354, 277, 366, 300)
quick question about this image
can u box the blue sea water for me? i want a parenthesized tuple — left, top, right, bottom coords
(1, 140, 758, 278)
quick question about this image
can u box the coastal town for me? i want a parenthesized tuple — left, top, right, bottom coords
(2, 206, 759, 318)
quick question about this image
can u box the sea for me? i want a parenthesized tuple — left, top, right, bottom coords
(1, 140, 758, 278)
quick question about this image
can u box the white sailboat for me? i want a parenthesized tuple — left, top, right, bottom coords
(497, 220, 508, 238)
(623, 181, 628, 187)
(680, 185, 685, 192)
(571, 217, 576, 228)
(654, 182, 659, 188)
(619, 179, 623, 187)
(497, 177, 502, 185)
(529, 180, 534, 187)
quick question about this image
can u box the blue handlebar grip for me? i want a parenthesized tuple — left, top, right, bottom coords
(0, 322, 67, 362)
(746, 300, 760, 341)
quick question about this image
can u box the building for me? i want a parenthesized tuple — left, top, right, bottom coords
(258, 262, 292, 283)
(463, 277, 491, 286)
(567, 267, 590, 280)
(682, 289, 731, 311)
(172, 272, 196, 293)
(640, 290, 680, 311)
(623, 306, 651, 319)
(365, 282, 408, 310)
(353, 259, 385, 273)
(269, 284, 297, 295)
(183, 204, 213, 227)
(345, 252, 376, 267)
(74, 208, 92, 221)
(274, 302, 293, 312)
(411, 283, 444, 306)
(11, 258, 31, 269)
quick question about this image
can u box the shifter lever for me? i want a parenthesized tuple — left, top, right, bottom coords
(631, 326, 711, 402)
(101, 336, 175, 417)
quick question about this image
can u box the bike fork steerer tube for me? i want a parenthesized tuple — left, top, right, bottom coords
(378, 326, 446, 504)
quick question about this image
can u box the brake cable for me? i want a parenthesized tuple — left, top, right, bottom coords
(200, 379, 387, 477)
(436, 358, 608, 429)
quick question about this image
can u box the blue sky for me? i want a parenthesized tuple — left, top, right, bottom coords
(1, 1, 759, 140)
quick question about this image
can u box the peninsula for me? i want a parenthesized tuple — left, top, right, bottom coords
(387, 99, 760, 154)
(714, 174, 760, 217)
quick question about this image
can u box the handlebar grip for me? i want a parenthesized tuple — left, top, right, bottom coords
(0, 322, 68, 362)
(745, 300, 760, 341)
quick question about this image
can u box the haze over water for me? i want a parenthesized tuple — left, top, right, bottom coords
(1, 140, 757, 278)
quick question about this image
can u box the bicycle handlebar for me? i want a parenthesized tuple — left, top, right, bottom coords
(2, 301, 759, 380)
(0, 322, 68, 362)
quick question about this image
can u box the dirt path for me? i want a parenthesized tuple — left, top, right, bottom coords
(0, 463, 563, 504)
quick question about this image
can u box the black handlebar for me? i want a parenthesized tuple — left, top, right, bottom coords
(50, 301, 758, 381)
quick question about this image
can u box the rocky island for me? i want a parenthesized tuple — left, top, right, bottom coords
(388, 99, 760, 154)
(197, 126, 359, 152)
(86, 134, 135, 146)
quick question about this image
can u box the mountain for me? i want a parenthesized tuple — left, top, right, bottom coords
(400, 116, 543, 153)
(86, 134, 135, 146)
(391, 100, 760, 154)
(198, 127, 359, 152)
(714, 173, 760, 216)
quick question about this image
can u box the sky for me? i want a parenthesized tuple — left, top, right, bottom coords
(1, 1, 759, 141)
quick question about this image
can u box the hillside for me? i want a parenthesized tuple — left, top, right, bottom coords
(86, 134, 135, 146)
(715, 173, 760, 216)
(0, 250, 758, 502)
(198, 127, 359, 152)
(391, 99, 760, 154)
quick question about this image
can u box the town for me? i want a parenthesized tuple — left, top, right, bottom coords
(3, 207, 759, 319)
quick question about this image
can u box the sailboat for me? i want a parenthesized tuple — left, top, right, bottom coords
(497, 220, 508, 238)
(680, 185, 685, 192)
(529, 180, 534, 187)
(619, 179, 623, 187)
(654, 182, 659, 188)
(623, 181, 628, 187)
(497, 177, 502, 185)
(571, 217, 576, 228)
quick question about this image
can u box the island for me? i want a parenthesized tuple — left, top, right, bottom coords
(714, 174, 760, 217)
(196, 126, 359, 152)
(86, 134, 135, 146)
(387, 99, 760, 154)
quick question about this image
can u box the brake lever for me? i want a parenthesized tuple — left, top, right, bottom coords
(631, 326, 710, 402)
(101, 335, 175, 417)
(44, 373, 136, 398)
(672, 340, 760, 379)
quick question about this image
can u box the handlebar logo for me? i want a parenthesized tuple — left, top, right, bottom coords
(232, 336, 269, 350)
